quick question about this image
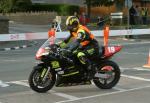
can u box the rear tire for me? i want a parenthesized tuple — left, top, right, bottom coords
(28, 65, 56, 93)
(93, 60, 120, 89)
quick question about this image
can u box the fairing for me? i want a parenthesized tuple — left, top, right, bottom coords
(35, 37, 60, 60)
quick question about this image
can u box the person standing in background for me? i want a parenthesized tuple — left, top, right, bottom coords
(141, 7, 148, 25)
(129, 5, 136, 25)
(79, 12, 88, 26)
(74, 11, 79, 19)
(97, 16, 104, 29)
(134, 5, 140, 25)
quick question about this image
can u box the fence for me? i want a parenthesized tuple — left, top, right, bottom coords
(0, 28, 150, 41)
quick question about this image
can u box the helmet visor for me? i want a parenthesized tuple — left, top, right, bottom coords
(67, 25, 74, 31)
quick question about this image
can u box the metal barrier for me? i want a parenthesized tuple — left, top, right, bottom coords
(0, 29, 150, 41)
(110, 12, 123, 25)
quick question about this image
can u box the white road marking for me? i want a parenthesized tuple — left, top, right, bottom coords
(22, 45, 27, 48)
(2, 59, 17, 62)
(121, 67, 150, 72)
(118, 41, 150, 45)
(55, 85, 150, 103)
(9, 80, 79, 100)
(6, 80, 27, 83)
(120, 67, 132, 71)
(10, 81, 29, 87)
(121, 52, 146, 55)
(0, 80, 9, 87)
(4, 48, 11, 51)
(133, 67, 150, 71)
(113, 87, 126, 91)
(121, 74, 150, 82)
(51, 91, 79, 100)
(14, 47, 20, 49)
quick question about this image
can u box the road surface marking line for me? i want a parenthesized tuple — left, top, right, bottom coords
(8, 80, 79, 100)
(113, 87, 126, 91)
(120, 67, 150, 72)
(55, 85, 150, 103)
(121, 74, 150, 82)
(4, 48, 11, 51)
(10, 81, 29, 87)
(6, 80, 27, 83)
(3, 59, 17, 62)
(49, 90, 79, 100)
(121, 52, 145, 55)
(52, 92, 79, 100)
(0, 80, 9, 87)
(121, 67, 150, 72)
(91, 81, 126, 91)
(14, 47, 20, 49)
(133, 67, 150, 71)
(120, 41, 150, 45)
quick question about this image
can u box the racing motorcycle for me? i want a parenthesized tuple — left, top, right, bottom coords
(28, 37, 122, 93)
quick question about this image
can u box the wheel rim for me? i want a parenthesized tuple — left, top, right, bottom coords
(32, 70, 53, 88)
(95, 65, 116, 85)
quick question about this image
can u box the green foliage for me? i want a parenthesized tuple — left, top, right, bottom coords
(0, 0, 13, 14)
(0, 0, 79, 15)
(31, 4, 79, 15)
(11, 0, 32, 12)
(0, 0, 32, 13)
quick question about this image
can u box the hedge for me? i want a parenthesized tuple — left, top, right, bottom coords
(30, 4, 79, 15)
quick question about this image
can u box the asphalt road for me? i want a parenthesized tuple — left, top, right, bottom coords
(0, 39, 150, 103)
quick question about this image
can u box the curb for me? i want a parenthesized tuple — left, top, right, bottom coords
(0, 41, 38, 51)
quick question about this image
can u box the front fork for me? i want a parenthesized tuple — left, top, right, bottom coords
(40, 67, 51, 82)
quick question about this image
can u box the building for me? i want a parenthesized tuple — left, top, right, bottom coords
(133, 0, 150, 7)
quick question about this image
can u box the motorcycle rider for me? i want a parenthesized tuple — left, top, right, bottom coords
(59, 16, 99, 80)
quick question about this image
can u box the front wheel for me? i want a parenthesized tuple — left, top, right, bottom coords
(93, 60, 120, 89)
(28, 65, 56, 93)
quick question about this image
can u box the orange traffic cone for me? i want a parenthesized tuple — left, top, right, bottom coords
(48, 28, 56, 44)
(143, 49, 150, 68)
(103, 26, 109, 46)
(48, 28, 55, 38)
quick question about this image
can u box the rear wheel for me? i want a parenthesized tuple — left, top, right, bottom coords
(93, 60, 120, 89)
(28, 65, 56, 93)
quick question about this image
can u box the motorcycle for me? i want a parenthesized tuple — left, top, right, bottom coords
(28, 37, 122, 93)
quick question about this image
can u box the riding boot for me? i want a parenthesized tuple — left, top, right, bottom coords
(78, 55, 96, 80)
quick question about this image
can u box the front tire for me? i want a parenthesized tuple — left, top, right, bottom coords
(28, 65, 56, 93)
(93, 60, 120, 89)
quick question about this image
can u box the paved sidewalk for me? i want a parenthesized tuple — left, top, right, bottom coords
(0, 40, 37, 51)
(9, 22, 50, 33)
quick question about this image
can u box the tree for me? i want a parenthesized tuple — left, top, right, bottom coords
(0, 0, 13, 14)
(0, 0, 32, 14)
(85, 0, 91, 18)
(12, 0, 32, 12)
